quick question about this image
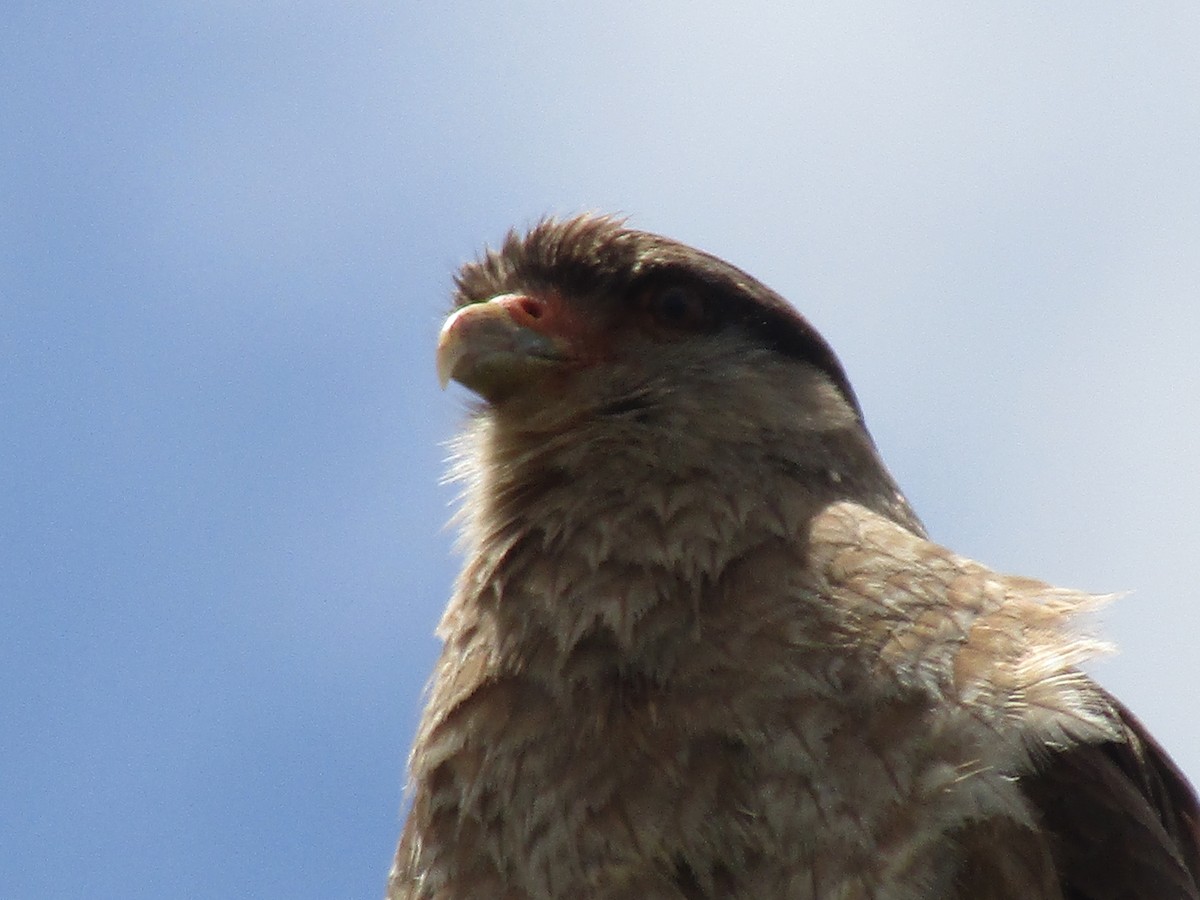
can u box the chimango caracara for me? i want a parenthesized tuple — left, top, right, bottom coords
(389, 215, 1199, 899)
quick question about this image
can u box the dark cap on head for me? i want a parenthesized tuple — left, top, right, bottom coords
(454, 215, 865, 421)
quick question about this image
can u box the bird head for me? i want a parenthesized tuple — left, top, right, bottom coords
(437, 214, 922, 534)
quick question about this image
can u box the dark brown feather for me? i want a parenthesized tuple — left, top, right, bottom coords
(1023, 699, 1200, 899)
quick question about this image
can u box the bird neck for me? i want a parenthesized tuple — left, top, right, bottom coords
(441, 413, 872, 685)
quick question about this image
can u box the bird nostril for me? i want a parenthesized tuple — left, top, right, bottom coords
(516, 296, 543, 320)
(494, 292, 550, 326)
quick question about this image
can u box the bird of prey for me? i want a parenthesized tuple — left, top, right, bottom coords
(389, 215, 1199, 899)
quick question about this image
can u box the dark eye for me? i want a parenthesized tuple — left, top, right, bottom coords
(645, 285, 712, 331)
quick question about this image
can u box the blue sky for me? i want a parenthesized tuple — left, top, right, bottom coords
(3, 4, 1199, 897)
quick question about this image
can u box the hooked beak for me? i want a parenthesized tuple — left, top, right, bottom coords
(436, 293, 573, 402)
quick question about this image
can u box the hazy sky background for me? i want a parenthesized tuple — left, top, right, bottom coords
(3, 3, 1199, 897)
